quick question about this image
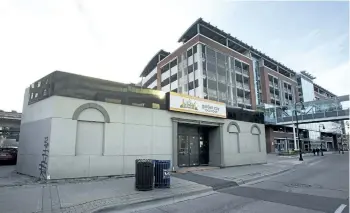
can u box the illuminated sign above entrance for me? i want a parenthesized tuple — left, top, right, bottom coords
(169, 92, 227, 118)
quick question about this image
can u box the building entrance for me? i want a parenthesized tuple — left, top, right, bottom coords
(177, 124, 210, 167)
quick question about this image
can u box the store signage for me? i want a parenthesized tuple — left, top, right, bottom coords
(169, 92, 226, 118)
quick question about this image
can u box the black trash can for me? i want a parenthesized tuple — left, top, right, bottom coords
(154, 160, 171, 188)
(135, 159, 154, 191)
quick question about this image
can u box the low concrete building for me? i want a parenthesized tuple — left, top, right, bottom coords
(17, 71, 266, 180)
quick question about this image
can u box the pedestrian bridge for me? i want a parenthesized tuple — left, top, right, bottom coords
(262, 95, 349, 125)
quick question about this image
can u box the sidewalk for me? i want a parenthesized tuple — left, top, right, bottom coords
(173, 153, 322, 187)
(0, 172, 212, 213)
(0, 153, 333, 213)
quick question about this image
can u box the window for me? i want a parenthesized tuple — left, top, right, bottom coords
(193, 45, 197, 54)
(172, 88, 178, 93)
(194, 62, 198, 71)
(207, 62, 216, 72)
(170, 73, 177, 83)
(201, 44, 205, 54)
(161, 78, 169, 87)
(188, 65, 194, 74)
(208, 79, 217, 90)
(37, 81, 41, 88)
(188, 81, 194, 90)
(195, 79, 199, 88)
(161, 64, 169, 74)
(203, 79, 207, 88)
(236, 73, 243, 83)
(170, 59, 177, 68)
(187, 49, 193, 57)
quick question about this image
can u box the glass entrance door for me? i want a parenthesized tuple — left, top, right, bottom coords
(178, 135, 199, 167)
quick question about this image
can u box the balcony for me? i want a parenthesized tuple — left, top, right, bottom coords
(219, 92, 227, 100)
(269, 81, 274, 87)
(274, 84, 279, 88)
(235, 67, 241, 73)
(218, 75, 226, 84)
(243, 84, 250, 91)
(237, 97, 244, 103)
(242, 69, 249, 76)
(236, 83, 243, 89)
(245, 98, 251, 105)
(207, 72, 217, 81)
(208, 89, 217, 98)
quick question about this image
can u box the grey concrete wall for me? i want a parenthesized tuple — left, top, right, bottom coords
(223, 120, 267, 166)
(208, 127, 222, 167)
(16, 118, 51, 178)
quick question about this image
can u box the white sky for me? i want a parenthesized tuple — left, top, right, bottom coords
(0, 0, 349, 112)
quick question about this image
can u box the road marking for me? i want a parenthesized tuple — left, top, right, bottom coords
(334, 204, 347, 213)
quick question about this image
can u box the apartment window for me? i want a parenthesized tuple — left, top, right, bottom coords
(203, 78, 207, 88)
(161, 78, 169, 87)
(193, 45, 197, 54)
(268, 75, 273, 82)
(188, 65, 194, 74)
(194, 62, 198, 71)
(202, 61, 206, 72)
(194, 79, 199, 88)
(170, 73, 177, 83)
(188, 81, 194, 90)
(187, 49, 193, 57)
(236, 73, 243, 83)
(161, 64, 170, 74)
(207, 62, 216, 73)
(208, 79, 217, 92)
(170, 59, 177, 68)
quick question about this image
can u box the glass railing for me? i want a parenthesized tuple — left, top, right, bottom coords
(243, 84, 250, 90)
(208, 89, 217, 98)
(242, 69, 249, 76)
(237, 97, 244, 103)
(207, 72, 217, 80)
(237, 83, 243, 89)
(218, 75, 226, 83)
(245, 99, 251, 104)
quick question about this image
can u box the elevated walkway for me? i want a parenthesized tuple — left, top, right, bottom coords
(262, 95, 349, 125)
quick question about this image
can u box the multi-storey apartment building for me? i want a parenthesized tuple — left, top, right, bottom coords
(140, 18, 343, 153)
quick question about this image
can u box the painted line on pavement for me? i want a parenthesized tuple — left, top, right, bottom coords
(334, 204, 347, 213)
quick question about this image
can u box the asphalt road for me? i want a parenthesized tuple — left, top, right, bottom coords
(118, 153, 349, 213)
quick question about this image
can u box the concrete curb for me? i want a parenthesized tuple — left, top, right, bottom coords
(89, 187, 214, 213)
(235, 167, 292, 185)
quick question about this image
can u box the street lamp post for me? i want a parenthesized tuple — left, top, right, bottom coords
(319, 124, 325, 156)
(294, 101, 305, 161)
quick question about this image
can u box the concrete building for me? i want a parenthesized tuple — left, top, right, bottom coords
(139, 18, 343, 153)
(17, 71, 266, 179)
